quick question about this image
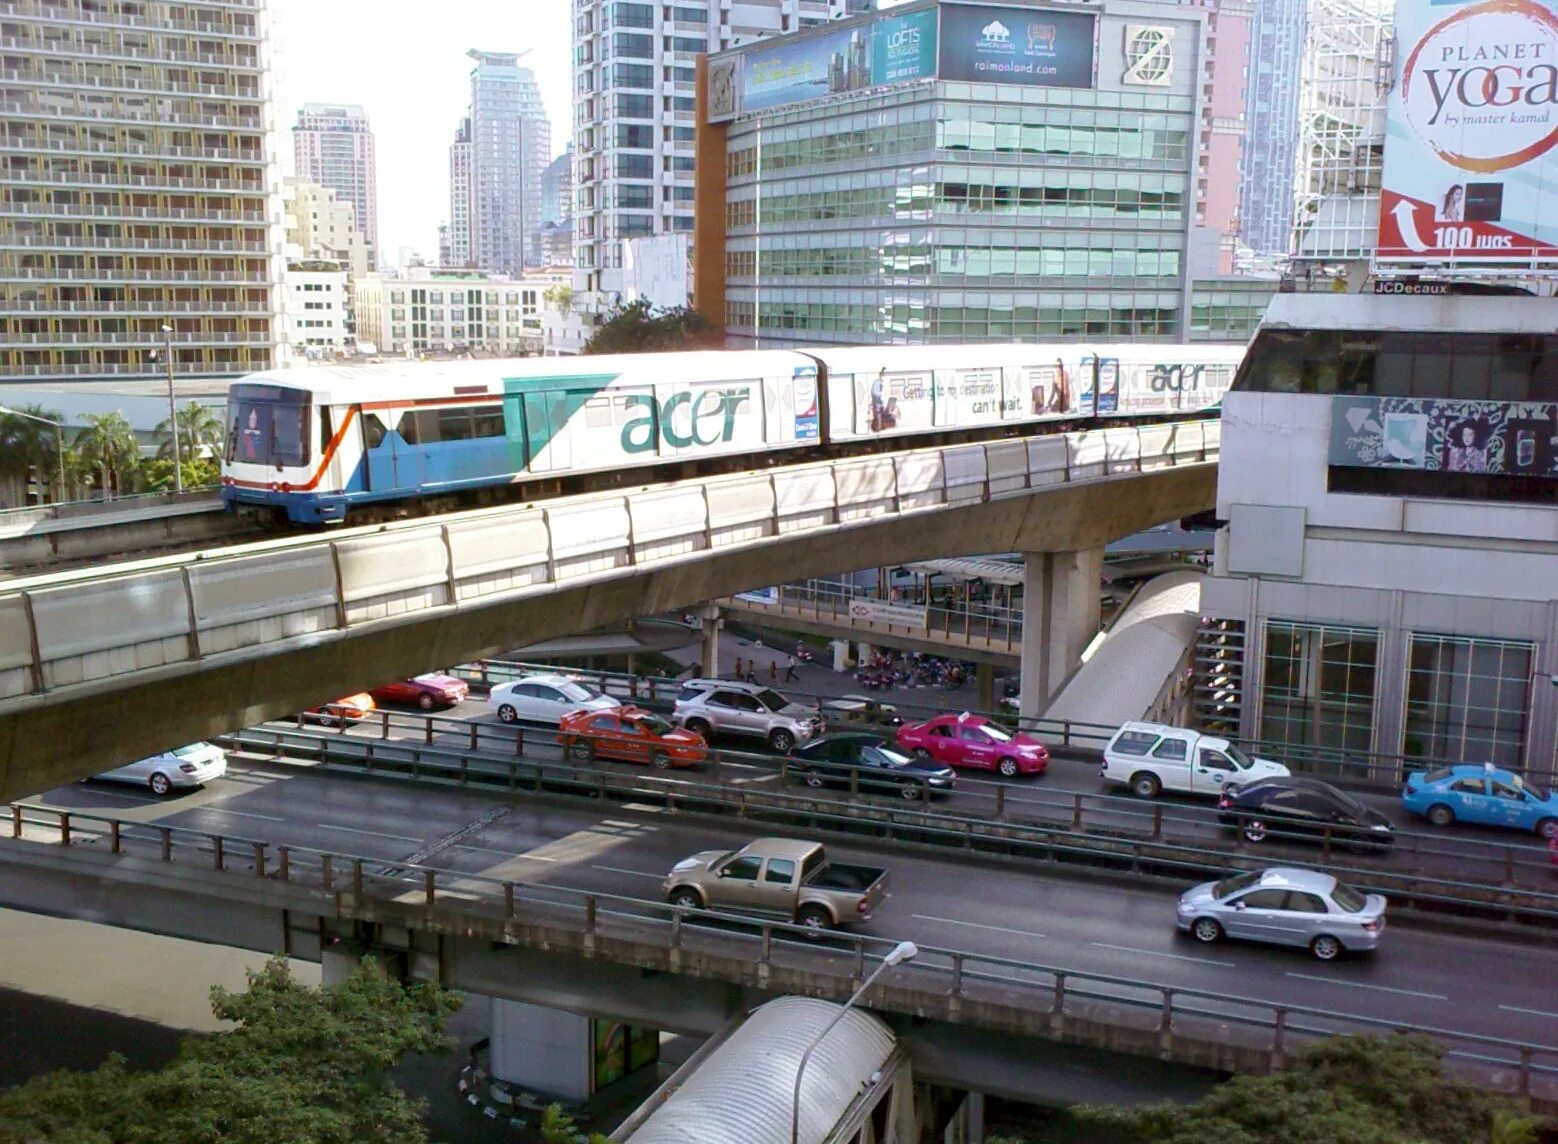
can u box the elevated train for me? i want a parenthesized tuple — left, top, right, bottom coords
(220, 342, 1245, 525)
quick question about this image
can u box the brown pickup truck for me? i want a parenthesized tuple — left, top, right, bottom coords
(662, 837, 889, 932)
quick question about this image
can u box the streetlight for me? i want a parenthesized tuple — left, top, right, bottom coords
(790, 940, 917, 1144)
(160, 322, 182, 493)
(0, 404, 66, 504)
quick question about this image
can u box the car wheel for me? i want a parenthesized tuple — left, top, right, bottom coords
(768, 729, 795, 753)
(148, 772, 173, 797)
(797, 906, 831, 933)
(803, 769, 826, 789)
(418, 693, 435, 711)
(1426, 803, 1455, 828)
(997, 757, 1020, 778)
(899, 782, 922, 801)
(669, 889, 702, 910)
(1536, 817, 1558, 841)
(685, 718, 712, 738)
(650, 751, 671, 770)
(1310, 935, 1343, 961)
(1191, 917, 1223, 944)
(570, 739, 595, 762)
(497, 704, 518, 724)
(913, 747, 933, 762)
(1130, 772, 1162, 799)
(1241, 819, 1268, 843)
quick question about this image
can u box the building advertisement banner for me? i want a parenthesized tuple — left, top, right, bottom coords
(846, 598, 930, 628)
(937, 4, 1097, 88)
(870, 9, 940, 86)
(1328, 395, 1558, 477)
(739, 10, 938, 116)
(1377, 0, 1558, 265)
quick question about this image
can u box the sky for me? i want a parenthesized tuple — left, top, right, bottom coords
(268, 0, 573, 265)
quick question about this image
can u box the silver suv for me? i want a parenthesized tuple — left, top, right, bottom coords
(672, 679, 824, 753)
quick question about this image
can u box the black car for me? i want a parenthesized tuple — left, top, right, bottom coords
(1218, 777, 1393, 849)
(789, 733, 956, 800)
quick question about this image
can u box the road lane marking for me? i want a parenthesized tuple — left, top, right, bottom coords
(315, 824, 421, 843)
(193, 808, 284, 822)
(1499, 1004, 1558, 1020)
(593, 864, 665, 880)
(911, 914, 1046, 940)
(1285, 972, 1447, 1000)
(1090, 943, 1235, 967)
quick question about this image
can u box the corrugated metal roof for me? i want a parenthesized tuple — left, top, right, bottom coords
(624, 997, 896, 1144)
(903, 558, 1025, 587)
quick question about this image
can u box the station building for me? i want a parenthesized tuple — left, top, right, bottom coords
(694, 0, 1272, 347)
(1199, 294, 1558, 780)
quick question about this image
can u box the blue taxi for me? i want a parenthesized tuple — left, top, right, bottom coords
(1401, 764, 1558, 838)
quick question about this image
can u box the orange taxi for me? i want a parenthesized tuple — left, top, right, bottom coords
(558, 706, 707, 769)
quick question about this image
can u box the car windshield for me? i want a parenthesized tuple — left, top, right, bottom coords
(755, 689, 790, 711)
(413, 673, 447, 684)
(977, 721, 1014, 742)
(1323, 785, 1370, 816)
(1421, 767, 1454, 784)
(871, 745, 916, 769)
(1510, 774, 1551, 801)
(637, 715, 673, 736)
(171, 744, 209, 758)
(1225, 744, 1254, 769)
(557, 681, 602, 702)
(1331, 882, 1368, 912)
(1212, 871, 1262, 900)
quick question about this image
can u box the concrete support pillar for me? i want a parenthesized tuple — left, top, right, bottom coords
(490, 999, 593, 1103)
(975, 662, 995, 712)
(697, 602, 722, 678)
(941, 1090, 985, 1144)
(1018, 548, 1104, 721)
(857, 642, 876, 667)
(831, 639, 850, 673)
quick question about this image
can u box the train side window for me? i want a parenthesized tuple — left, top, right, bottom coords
(396, 411, 419, 445)
(584, 398, 612, 429)
(437, 407, 474, 441)
(472, 405, 505, 438)
(318, 408, 333, 453)
(363, 414, 386, 449)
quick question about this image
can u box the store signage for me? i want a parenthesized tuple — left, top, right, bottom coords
(1328, 395, 1558, 478)
(1370, 280, 1452, 294)
(847, 599, 930, 628)
(1377, 0, 1558, 265)
(937, 3, 1097, 88)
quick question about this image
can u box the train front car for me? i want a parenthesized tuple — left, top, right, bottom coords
(220, 380, 342, 524)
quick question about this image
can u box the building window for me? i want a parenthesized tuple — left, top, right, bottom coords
(1259, 622, 1378, 755)
(612, 63, 654, 89)
(613, 32, 653, 58)
(1404, 634, 1532, 767)
(616, 123, 654, 149)
(616, 93, 654, 118)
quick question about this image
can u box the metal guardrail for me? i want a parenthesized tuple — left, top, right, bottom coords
(5, 799, 1556, 1100)
(0, 488, 222, 526)
(217, 720, 1558, 921)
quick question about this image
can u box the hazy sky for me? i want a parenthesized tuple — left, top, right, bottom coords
(269, 0, 573, 263)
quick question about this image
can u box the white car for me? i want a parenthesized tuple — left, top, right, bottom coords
(487, 673, 620, 726)
(93, 743, 228, 796)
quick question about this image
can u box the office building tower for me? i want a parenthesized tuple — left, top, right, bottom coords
(540, 144, 573, 228)
(292, 103, 379, 269)
(0, 0, 281, 381)
(464, 50, 551, 275)
(447, 116, 473, 268)
(1240, 0, 1305, 257)
(1180, 0, 1254, 275)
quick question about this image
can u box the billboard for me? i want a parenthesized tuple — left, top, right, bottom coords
(1377, 0, 1558, 265)
(1329, 395, 1558, 478)
(738, 8, 937, 116)
(938, 3, 1097, 88)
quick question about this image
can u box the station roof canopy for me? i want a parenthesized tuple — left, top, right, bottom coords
(903, 558, 1024, 587)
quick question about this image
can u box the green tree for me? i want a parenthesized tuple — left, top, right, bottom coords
(582, 298, 716, 354)
(0, 957, 462, 1144)
(72, 410, 142, 499)
(155, 400, 225, 469)
(1075, 1034, 1544, 1144)
(142, 455, 220, 493)
(0, 403, 64, 505)
(539, 1102, 611, 1144)
(543, 283, 575, 318)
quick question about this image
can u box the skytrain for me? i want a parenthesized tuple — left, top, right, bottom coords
(220, 342, 1244, 525)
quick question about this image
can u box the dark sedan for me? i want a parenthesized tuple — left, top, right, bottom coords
(788, 732, 956, 800)
(1218, 777, 1394, 849)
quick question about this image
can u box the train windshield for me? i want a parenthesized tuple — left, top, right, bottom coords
(226, 385, 311, 469)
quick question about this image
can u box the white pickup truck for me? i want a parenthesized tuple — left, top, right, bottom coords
(1101, 721, 1289, 799)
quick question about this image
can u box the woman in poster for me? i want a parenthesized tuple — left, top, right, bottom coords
(1439, 184, 1464, 223)
(1445, 419, 1490, 473)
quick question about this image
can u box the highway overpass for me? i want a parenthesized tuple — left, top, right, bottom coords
(0, 421, 1217, 799)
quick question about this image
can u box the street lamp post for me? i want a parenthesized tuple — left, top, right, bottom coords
(161, 322, 182, 493)
(0, 404, 66, 504)
(790, 940, 917, 1144)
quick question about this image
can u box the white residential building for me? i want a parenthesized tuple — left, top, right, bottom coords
(282, 262, 351, 355)
(353, 267, 569, 357)
(291, 103, 380, 268)
(282, 178, 371, 280)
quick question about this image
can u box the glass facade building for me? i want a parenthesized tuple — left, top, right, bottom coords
(699, 1, 1234, 347)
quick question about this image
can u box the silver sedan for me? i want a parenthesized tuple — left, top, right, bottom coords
(1176, 867, 1386, 961)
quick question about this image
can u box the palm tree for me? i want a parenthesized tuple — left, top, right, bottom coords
(73, 411, 141, 500)
(0, 403, 64, 506)
(154, 400, 225, 467)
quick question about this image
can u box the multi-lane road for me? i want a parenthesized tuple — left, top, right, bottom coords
(28, 738, 1558, 1052)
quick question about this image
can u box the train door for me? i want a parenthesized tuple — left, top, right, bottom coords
(389, 410, 425, 488)
(362, 410, 398, 492)
(522, 389, 572, 473)
(1079, 356, 1121, 416)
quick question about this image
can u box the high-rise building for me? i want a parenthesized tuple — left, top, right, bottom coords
(281, 178, 370, 279)
(570, 0, 871, 326)
(0, 0, 281, 382)
(291, 103, 379, 269)
(447, 117, 473, 268)
(464, 50, 551, 276)
(540, 144, 573, 228)
(1239, 0, 1305, 257)
(1180, 0, 1254, 276)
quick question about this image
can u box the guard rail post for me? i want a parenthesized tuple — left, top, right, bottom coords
(277, 845, 290, 882)
(994, 785, 1006, 820)
(950, 953, 964, 997)
(321, 854, 333, 890)
(1519, 1047, 1533, 1096)
(760, 924, 773, 966)
(1158, 989, 1175, 1045)
(10, 805, 20, 838)
(468, 722, 478, 751)
(504, 882, 515, 921)
(1151, 805, 1162, 841)
(380, 711, 389, 740)
(514, 728, 524, 757)
(252, 841, 265, 877)
(159, 826, 171, 861)
(425, 719, 434, 747)
(1271, 1008, 1288, 1066)
(425, 869, 436, 908)
(584, 895, 596, 938)
(352, 858, 364, 897)
(211, 834, 224, 870)
(57, 811, 70, 847)
(1071, 794, 1083, 831)
(110, 819, 121, 854)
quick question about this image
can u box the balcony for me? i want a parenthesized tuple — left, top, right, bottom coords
(0, 138, 267, 164)
(0, 171, 260, 193)
(7, 298, 270, 314)
(6, 330, 272, 345)
(0, 203, 268, 222)
(0, 62, 263, 102)
(2, 236, 271, 253)
(0, 360, 262, 379)
(1, 267, 272, 282)
(0, 99, 263, 131)
(0, 0, 261, 35)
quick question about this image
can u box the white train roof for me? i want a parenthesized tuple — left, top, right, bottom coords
(807, 341, 1245, 376)
(1261, 294, 1558, 335)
